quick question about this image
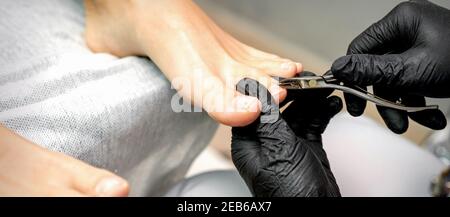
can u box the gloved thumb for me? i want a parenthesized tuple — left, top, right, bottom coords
(232, 78, 290, 193)
(235, 78, 281, 124)
(234, 78, 297, 157)
(331, 54, 406, 88)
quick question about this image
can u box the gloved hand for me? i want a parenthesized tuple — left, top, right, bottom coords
(331, 0, 449, 133)
(231, 74, 342, 197)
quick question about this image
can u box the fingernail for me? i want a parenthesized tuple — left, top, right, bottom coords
(96, 177, 128, 197)
(234, 96, 259, 112)
(331, 56, 352, 76)
(281, 62, 294, 71)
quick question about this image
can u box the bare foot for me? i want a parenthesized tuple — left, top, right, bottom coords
(84, 0, 302, 126)
(0, 126, 129, 196)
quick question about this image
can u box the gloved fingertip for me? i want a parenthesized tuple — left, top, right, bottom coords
(346, 103, 365, 117)
(387, 123, 408, 134)
(412, 109, 448, 130)
(430, 116, 447, 130)
(428, 110, 447, 130)
(343, 91, 367, 117)
(327, 96, 343, 116)
(331, 55, 353, 81)
(379, 108, 409, 134)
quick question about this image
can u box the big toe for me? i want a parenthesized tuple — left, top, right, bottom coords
(207, 95, 261, 127)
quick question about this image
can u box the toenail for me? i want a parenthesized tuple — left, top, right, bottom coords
(95, 177, 128, 197)
(281, 62, 294, 71)
(234, 96, 259, 112)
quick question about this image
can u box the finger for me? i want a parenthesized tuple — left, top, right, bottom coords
(374, 86, 409, 134)
(333, 11, 407, 116)
(234, 78, 297, 177)
(305, 96, 342, 136)
(330, 56, 373, 116)
(231, 122, 262, 183)
(334, 4, 413, 117)
(377, 106, 409, 134)
(332, 53, 409, 117)
(331, 54, 406, 87)
(284, 95, 342, 137)
(326, 96, 344, 119)
(402, 95, 447, 130)
(343, 87, 367, 117)
(235, 78, 296, 143)
(230, 72, 268, 182)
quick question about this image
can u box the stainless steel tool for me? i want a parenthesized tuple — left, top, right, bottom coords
(279, 74, 438, 112)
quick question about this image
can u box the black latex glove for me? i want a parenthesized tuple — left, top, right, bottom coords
(231, 74, 342, 197)
(331, 0, 449, 134)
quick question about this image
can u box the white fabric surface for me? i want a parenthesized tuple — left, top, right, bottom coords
(0, 0, 217, 196)
(173, 114, 446, 197)
(323, 113, 446, 196)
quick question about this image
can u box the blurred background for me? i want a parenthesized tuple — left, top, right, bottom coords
(187, 0, 450, 176)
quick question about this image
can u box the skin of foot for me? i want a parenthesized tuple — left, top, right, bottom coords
(84, 0, 303, 126)
(0, 126, 129, 196)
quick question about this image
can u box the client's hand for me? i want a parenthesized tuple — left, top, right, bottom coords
(84, 0, 302, 126)
(231, 73, 342, 197)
